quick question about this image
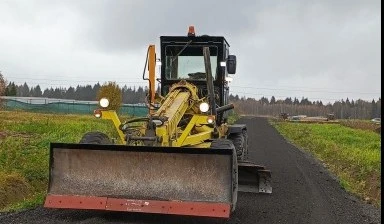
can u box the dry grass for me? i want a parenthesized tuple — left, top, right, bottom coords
(340, 119, 381, 133)
(0, 172, 31, 208)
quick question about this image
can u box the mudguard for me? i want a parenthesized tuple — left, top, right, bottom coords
(228, 124, 246, 134)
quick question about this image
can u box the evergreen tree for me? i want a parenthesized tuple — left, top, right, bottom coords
(9, 82, 17, 96)
(20, 82, 30, 97)
(34, 85, 42, 97)
(284, 97, 293, 104)
(371, 99, 377, 118)
(65, 87, 75, 99)
(270, 96, 276, 104)
(293, 97, 299, 105)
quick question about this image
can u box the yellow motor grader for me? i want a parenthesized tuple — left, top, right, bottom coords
(44, 26, 271, 219)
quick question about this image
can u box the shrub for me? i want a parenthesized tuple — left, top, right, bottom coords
(96, 81, 122, 111)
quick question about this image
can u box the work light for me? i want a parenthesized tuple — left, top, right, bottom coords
(199, 102, 209, 113)
(99, 98, 109, 108)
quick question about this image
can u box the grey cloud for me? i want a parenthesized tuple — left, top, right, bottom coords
(68, 0, 265, 52)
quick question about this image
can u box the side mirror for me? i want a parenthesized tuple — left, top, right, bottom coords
(226, 55, 236, 74)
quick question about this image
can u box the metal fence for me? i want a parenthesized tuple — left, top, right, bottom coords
(2, 97, 148, 117)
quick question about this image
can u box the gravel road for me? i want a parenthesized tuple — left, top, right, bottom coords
(0, 116, 380, 224)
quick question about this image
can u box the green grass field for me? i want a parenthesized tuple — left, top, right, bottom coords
(271, 120, 381, 207)
(0, 111, 120, 211)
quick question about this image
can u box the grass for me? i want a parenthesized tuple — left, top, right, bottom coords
(271, 120, 381, 207)
(0, 110, 120, 211)
(227, 111, 240, 125)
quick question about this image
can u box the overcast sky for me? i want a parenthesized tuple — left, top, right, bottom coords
(0, 0, 381, 103)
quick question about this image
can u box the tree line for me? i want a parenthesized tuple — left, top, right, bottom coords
(3, 81, 381, 119)
(229, 95, 381, 120)
(4, 82, 147, 104)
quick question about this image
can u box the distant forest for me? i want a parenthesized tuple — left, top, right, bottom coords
(5, 82, 147, 104)
(4, 82, 381, 120)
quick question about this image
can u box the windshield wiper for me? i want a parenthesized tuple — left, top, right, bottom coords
(171, 40, 193, 63)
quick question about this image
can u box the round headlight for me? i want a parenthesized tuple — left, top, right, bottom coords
(199, 102, 209, 113)
(99, 98, 109, 108)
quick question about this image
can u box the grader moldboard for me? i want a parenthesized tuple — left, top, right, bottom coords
(44, 26, 271, 219)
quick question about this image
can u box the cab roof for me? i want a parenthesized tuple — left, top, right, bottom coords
(160, 35, 230, 47)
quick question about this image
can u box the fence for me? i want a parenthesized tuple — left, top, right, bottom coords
(2, 97, 148, 117)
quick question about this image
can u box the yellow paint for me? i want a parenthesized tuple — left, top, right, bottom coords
(182, 131, 212, 146)
(100, 110, 126, 144)
(97, 78, 227, 149)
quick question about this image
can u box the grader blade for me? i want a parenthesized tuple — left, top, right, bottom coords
(44, 143, 236, 218)
(238, 161, 272, 194)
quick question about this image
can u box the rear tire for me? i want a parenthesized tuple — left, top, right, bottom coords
(79, 132, 111, 144)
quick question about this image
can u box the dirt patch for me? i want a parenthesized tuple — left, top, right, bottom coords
(0, 131, 34, 140)
(365, 172, 381, 206)
(0, 172, 31, 209)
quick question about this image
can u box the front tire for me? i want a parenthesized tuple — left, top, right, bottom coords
(228, 130, 248, 161)
(79, 132, 111, 144)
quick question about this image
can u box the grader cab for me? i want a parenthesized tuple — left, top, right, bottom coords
(44, 26, 271, 219)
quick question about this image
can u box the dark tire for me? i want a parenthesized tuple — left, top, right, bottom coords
(210, 139, 238, 213)
(228, 132, 246, 161)
(79, 132, 111, 144)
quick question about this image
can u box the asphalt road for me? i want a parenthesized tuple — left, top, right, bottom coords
(0, 117, 380, 224)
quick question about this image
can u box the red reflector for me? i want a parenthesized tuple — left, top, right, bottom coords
(93, 109, 102, 118)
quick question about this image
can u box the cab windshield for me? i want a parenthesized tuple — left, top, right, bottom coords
(164, 45, 218, 80)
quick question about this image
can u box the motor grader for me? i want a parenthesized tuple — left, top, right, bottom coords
(44, 26, 271, 219)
